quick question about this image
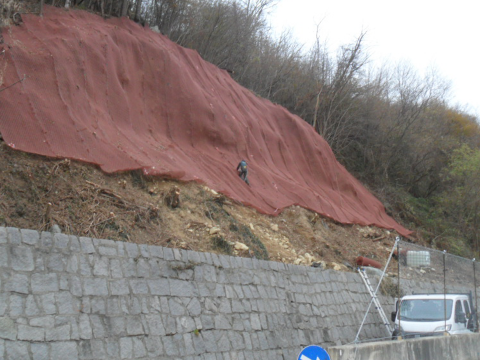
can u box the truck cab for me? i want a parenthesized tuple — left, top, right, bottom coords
(391, 293, 477, 338)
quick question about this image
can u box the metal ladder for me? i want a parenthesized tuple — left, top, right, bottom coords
(358, 267, 393, 334)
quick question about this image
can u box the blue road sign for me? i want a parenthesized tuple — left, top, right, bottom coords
(297, 345, 331, 360)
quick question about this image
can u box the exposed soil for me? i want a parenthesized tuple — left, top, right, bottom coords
(0, 140, 412, 274)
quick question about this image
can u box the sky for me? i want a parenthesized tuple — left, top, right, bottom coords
(268, 0, 480, 118)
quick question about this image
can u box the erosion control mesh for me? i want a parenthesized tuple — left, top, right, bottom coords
(0, 6, 410, 236)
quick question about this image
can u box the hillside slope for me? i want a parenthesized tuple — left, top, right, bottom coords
(0, 6, 409, 237)
(0, 141, 400, 270)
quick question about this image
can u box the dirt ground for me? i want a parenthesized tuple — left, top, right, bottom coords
(0, 140, 412, 273)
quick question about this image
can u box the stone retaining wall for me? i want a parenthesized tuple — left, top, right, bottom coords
(0, 227, 474, 359)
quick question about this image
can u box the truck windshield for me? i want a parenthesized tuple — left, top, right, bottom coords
(399, 299, 453, 321)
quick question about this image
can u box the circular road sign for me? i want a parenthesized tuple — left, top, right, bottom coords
(297, 345, 331, 360)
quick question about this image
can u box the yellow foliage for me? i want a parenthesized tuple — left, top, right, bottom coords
(447, 110, 480, 138)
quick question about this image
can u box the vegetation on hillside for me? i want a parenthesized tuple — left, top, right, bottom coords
(2, 0, 480, 257)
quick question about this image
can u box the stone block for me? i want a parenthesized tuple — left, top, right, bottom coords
(0, 317, 16, 340)
(31, 343, 49, 360)
(98, 246, 117, 256)
(124, 242, 139, 258)
(93, 257, 109, 277)
(137, 258, 150, 278)
(169, 279, 196, 297)
(39, 232, 54, 248)
(123, 258, 138, 277)
(214, 314, 232, 330)
(163, 247, 174, 261)
(109, 279, 129, 296)
(53, 233, 70, 249)
(139, 244, 150, 258)
(187, 298, 202, 317)
(105, 339, 119, 358)
(0, 227, 6, 243)
(130, 279, 149, 295)
(119, 337, 133, 359)
(11, 246, 34, 271)
(31, 273, 58, 293)
(126, 316, 144, 336)
(25, 295, 41, 316)
(9, 294, 25, 317)
(28, 316, 53, 328)
(69, 236, 81, 252)
(218, 255, 232, 269)
(163, 335, 180, 356)
(47, 253, 66, 272)
(109, 259, 123, 278)
(90, 339, 106, 359)
(133, 336, 147, 357)
(173, 248, 182, 260)
(79, 237, 95, 254)
(78, 314, 93, 340)
(145, 335, 164, 357)
(148, 279, 170, 296)
(17, 324, 44, 341)
(21, 229, 39, 245)
(5, 340, 29, 358)
(0, 245, 8, 268)
(91, 297, 106, 315)
(36, 293, 56, 315)
(215, 331, 231, 352)
(145, 314, 166, 336)
(78, 340, 93, 359)
(90, 315, 106, 338)
(100, 316, 123, 337)
(6, 228, 22, 245)
(66, 255, 79, 273)
(6, 273, 29, 294)
(168, 298, 186, 316)
(148, 245, 164, 258)
(176, 316, 196, 333)
(46, 324, 70, 341)
(51, 341, 78, 360)
(83, 278, 108, 296)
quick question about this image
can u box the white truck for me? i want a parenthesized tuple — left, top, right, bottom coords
(391, 293, 478, 339)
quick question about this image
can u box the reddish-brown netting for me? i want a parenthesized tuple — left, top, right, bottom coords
(0, 6, 411, 236)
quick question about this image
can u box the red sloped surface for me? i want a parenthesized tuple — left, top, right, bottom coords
(0, 6, 411, 236)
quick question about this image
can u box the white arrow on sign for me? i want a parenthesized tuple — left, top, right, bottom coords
(300, 355, 321, 360)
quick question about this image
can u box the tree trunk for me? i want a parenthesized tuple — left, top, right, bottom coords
(134, 0, 142, 22)
(121, 0, 128, 17)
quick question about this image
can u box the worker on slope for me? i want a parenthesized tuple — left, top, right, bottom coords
(237, 160, 250, 185)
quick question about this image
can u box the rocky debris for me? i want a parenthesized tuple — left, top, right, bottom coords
(234, 242, 249, 251)
(358, 226, 387, 239)
(209, 227, 221, 235)
(294, 253, 317, 266)
(327, 262, 349, 271)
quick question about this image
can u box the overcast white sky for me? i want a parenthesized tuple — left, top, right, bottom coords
(268, 0, 480, 118)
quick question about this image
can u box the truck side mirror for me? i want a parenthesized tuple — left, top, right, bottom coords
(391, 311, 397, 322)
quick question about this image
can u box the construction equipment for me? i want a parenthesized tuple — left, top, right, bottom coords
(358, 267, 393, 335)
(354, 237, 399, 342)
